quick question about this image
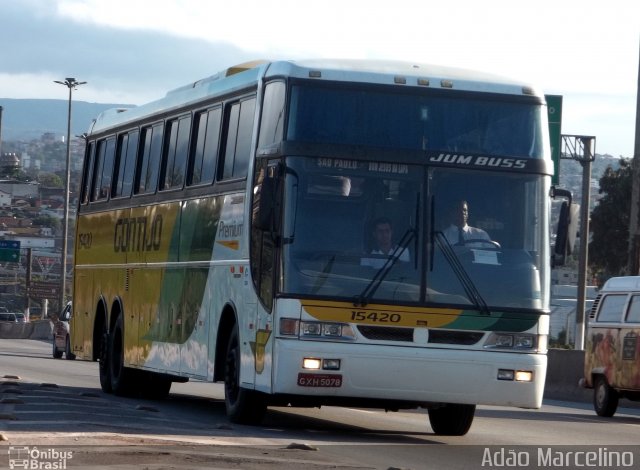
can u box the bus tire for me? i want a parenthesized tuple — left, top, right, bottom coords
(98, 329, 112, 393)
(428, 403, 475, 436)
(109, 315, 135, 396)
(594, 376, 618, 417)
(224, 325, 267, 424)
(65, 335, 76, 360)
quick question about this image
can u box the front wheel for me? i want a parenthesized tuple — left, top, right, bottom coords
(224, 325, 266, 424)
(428, 403, 475, 436)
(594, 376, 618, 417)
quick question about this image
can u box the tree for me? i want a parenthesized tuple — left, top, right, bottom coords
(38, 172, 63, 188)
(32, 214, 61, 234)
(589, 158, 632, 283)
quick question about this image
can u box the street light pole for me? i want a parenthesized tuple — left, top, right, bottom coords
(54, 78, 86, 312)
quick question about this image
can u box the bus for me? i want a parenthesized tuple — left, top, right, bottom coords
(71, 59, 555, 436)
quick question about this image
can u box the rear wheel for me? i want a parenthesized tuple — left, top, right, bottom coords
(52, 336, 63, 359)
(428, 403, 476, 436)
(65, 335, 76, 360)
(594, 376, 618, 417)
(224, 325, 266, 424)
(109, 315, 136, 396)
(98, 328, 112, 393)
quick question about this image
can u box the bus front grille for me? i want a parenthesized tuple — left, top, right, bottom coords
(427, 330, 484, 345)
(356, 326, 483, 345)
(357, 326, 413, 342)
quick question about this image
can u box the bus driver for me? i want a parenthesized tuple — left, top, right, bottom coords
(443, 200, 491, 246)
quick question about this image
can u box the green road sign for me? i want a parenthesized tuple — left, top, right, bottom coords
(0, 240, 21, 262)
(546, 94, 563, 185)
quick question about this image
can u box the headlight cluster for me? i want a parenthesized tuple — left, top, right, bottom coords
(484, 332, 547, 352)
(279, 318, 356, 340)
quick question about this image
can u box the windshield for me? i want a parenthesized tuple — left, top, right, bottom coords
(281, 157, 549, 311)
(287, 85, 545, 158)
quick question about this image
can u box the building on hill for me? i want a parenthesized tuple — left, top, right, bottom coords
(0, 190, 10, 208)
(0, 153, 20, 174)
(0, 180, 38, 199)
(0, 215, 33, 229)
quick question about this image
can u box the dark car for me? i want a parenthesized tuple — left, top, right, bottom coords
(52, 302, 75, 360)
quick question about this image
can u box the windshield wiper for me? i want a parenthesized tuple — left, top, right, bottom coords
(282, 166, 299, 245)
(354, 227, 415, 307)
(432, 231, 491, 315)
(311, 255, 336, 295)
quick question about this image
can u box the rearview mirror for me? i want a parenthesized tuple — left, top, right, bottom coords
(554, 201, 579, 265)
(254, 174, 276, 232)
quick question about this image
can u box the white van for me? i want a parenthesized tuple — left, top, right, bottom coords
(582, 276, 640, 416)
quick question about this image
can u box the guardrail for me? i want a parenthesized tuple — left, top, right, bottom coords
(0, 320, 52, 340)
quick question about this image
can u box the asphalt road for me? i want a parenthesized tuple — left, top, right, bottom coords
(1, 339, 639, 469)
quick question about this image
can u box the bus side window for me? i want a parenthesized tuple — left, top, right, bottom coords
(161, 115, 191, 190)
(189, 107, 221, 186)
(113, 130, 138, 198)
(80, 141, 95, 205)
(135, 123, 163, 195)
(219, 96, 256, 180)
(91, 137, 115, 202)
(258, 81, 285, 147)
(99, 137, 116, 200)
(90, 139, 105, 201)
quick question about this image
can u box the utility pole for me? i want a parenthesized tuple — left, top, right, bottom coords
(561, 135, 596, 350)
(627, 40, 640, 275)
(54, 78, 86, 312)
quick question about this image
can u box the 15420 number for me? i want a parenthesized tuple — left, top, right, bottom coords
(350, 311, 401, 323)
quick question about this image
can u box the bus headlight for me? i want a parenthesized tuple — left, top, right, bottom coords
(302, 322, 323, 336)
(497, 369, 534, 382)
(302, 358, 322, 369)
(279, 318, 356, 340)
(484, 332, 543, 352)
(514, 335, 534, 349)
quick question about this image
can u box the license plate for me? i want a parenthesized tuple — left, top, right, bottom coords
(297, 373, 343, 387)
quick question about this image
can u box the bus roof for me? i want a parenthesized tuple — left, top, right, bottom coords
(600, 276, 640, 292)
(265, 59, 541, 96)
(88, 59, 543, 135)
(88, 61, 268, 135)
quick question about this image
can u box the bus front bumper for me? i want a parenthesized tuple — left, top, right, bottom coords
(271, 339, 546, 409)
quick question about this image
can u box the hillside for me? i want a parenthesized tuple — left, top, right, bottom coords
(0, 98, 134, 141)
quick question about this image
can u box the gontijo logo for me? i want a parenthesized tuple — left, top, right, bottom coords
(113, 214, 163, 253)
(8, 446, 73, 469)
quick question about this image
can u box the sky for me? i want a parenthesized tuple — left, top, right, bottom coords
(0, 0, 638, 157)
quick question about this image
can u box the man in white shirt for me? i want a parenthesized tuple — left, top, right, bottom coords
(443, 200, 491, 246)
(361, 217, 410, 268)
